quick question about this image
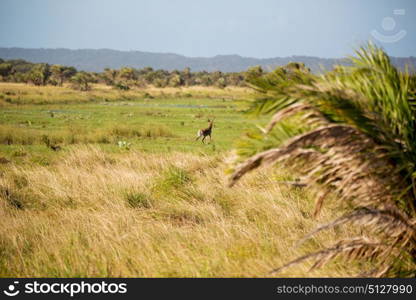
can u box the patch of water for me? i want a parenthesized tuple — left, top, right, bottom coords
(99, 102, 234, 109)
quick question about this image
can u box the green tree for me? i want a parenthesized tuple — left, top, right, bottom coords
(181, 67, 193, 86)
(118, 67, 136, 81)
(199, 74, 213, 86)
(103, 68, 118, 85)
(70, 72, 93, 91)
(168, 74, 183, 87)
(50, 65, 76, 86)
(10, 59, 34, 75)
(153, 78, 168, 88)
(28, 63, 51, 86)
(0, 63, 12, 78)
(244, 65, 263, 83)
(62, 66, 77, 83)
(215, 77, 226, 88)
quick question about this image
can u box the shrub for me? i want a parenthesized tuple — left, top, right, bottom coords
(125, 192, 153, 209)
(154, 166, 193, 196)
(70, 72, 93, 91)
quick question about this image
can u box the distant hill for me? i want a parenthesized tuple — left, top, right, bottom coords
(0, 47, 415, 73)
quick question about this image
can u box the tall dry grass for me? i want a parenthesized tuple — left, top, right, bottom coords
(0, 82, 251, 105)
(0, 124, 175, 146)
(0, 146, 359, 277)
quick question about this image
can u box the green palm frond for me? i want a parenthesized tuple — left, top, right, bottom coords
(245, 63, 315, 115)
(230, 43, 416, 276)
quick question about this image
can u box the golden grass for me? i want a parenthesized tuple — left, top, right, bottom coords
(0, 82, 252, 105)
(145, 85, 253, 99)
(0, 146, 361, 277)
(0, 124, 175, 147)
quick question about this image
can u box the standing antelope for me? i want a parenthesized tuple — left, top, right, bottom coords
(196, 119, 214, 143)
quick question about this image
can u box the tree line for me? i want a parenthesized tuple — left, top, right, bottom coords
(0, 58, 248, 90)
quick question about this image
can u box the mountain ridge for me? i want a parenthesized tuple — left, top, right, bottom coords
(0, 47, 414, 73)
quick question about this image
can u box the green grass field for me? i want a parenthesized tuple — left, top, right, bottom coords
(0, 83, 263, 160)
(0, 83, 359, 277)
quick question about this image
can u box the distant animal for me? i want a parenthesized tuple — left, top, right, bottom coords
(196, 119, 214, 144)
(41, 135, 62, 151)
(49, 144, 62, 151)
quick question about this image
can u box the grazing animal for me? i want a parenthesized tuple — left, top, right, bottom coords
(196, 119, 214, 144)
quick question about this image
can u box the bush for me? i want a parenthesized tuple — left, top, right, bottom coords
(70, 72, 93, 91)
(125, 192, 153, 208)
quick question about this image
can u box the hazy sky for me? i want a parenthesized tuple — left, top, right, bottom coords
(0, 0, 415, 58)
